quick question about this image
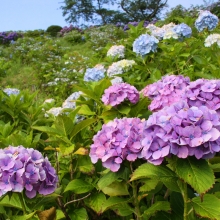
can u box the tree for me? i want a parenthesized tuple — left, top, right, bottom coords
(119, 0, 168, 21)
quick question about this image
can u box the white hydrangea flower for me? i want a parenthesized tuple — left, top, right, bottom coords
(111, 77, 124, 85)
(43, 98, 55, 104)
(107, 59, 136, 77)
(204, 34, 220, 47)
(107, 45, 125, 58)
(45, 107, 63, 117)
(163, 29, 179, 39)
(62, 91, 82, 109)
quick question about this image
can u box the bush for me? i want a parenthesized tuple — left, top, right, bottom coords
(46, 25, 62, 37)
(63, 30, 84, 44)
(23, 29, 45, 38)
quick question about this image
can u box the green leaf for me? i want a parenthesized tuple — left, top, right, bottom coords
(70, 118, 96, 140)
(64, 179, 94, 194)
(78, 105, 95, 115)
(102, 197, 129, 212)
(54, 115, 74, 136)
(102, 180, 129, 196)
(77, 155, 95, 174)
(129, 97, 149, 117)
(130, 163, 179, 192)
(112, 203, 134, 216)
(139, 179, 159, 192)
(193, 55, 206, 65)
(69, 208, 88, 220)
(94, 78, 111, 98)
(192, 194, 220, 219)
(85, 192, 106, 214)
(32, 126, 62, 136)
(98, 168, 129, 190)
(143, 201, 170, 218)
(0, 193, 22, 210)
(176, 157, 215, 194)
(117, 104, 131, 114)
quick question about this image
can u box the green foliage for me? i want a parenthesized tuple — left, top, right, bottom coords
(46, 25, 62, 37)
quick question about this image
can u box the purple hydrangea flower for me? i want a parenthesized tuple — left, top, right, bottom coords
(141, 75, 190, 111)
(102, 83, 139, 106)
(173, 23, 192, 38)
(89, 118, 145, 172)
(195, 10, 219, 32)
(0, 146, 58, 198)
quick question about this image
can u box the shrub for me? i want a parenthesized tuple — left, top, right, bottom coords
(46, 25, 62, 37)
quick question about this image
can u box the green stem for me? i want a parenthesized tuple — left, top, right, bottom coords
(183, 182, 188, 220)
(18, 193, 27, 215)
(132, 181, 142, 220)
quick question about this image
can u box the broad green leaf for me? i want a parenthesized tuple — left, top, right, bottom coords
(84, 192, 106, 214)
(69, 208, 88, 220)
(102, 197, 130, 212)
(176, 157, 215, 194)
(32, 126, 62, 136)
(77, 155, 95, 174)
(59, 144, 75, 155)
(192, 194, 220, 219)
(78, 105, 95, 115)
(102, 180, 129, 196)
(112, 203, 134, 216)
(100, 109, 119, 122)
(170, 192, 184, 220)
(130, 163, 179, 192)
(98, 168, 129, 190)
(70, 118, 96, 140)
(139, 179, 159, 192)
(11, 211, 38, 220)
(0, 193, 22, 210)
(117, 105, 131, 114)
(64, 179, 94, 194)
(143, 201, 170, 218)
(94, 78, 111, 98)
(193, 55, 205, 65)
(54, 115, 74, 136)
(129, 97, 149, 117)
(2, 122, 13, 137)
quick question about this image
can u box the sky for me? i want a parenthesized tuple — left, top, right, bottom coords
(0, 0, 211, 32)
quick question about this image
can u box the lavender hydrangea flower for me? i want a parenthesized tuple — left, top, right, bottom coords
(141, 75, 190, 111)
(142, 101, 220, 162)
(102, 83, 139, 106)
(89, 118, 145, 172)
(173, 23, 192, 38)
(62, 91, 82, 109)
(84, 65, 105, 82)
(195, 10, 219, 32)
(133, 34, 159, 56)
(0, 146, 58, 198)
(183, 79, 220, 114)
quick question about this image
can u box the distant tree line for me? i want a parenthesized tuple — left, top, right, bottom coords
(60, 0, 220, 26)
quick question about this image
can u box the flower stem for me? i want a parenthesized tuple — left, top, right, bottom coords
(178, 180, 189, 220)
(18, 193, 27, 215)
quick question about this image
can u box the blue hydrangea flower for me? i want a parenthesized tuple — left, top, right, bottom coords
(133, 34, 159, 57)
(173, 23, 192, 38)
(195, 10, 219, 32)
(3, 88, 20, 96)
(84, 67, 105, 82)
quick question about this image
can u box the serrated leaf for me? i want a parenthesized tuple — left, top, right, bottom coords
(78, 105, 95, 115)
(117, 104, 131, 114)
(85, 193, 106, 214)
(129, 97, 149, 117)
(192, 194, 220, 219)
(64, 179, 94, 194)
(54, 115, 74, 136)
(32, 126, 62, 136)
(130, 163, 179, 192)
(94, 78, 111, 98)
(112, 203, 134, 216)
(102, 180, 129, 196)
(102, 197, 129, 212)
(70, 118, 96, 140)
(69, 208, 88, 220)
(143, 201, 170, 218)
(176, 157, 215, 194)
(59, 144, 75, 155)
(77, 155, 94, 174)
(139, 179, 159, 192)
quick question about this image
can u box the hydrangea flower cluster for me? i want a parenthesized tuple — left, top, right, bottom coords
(3, 88, 20, 96)
(84, 65, 105, 82)
(173, 23, 192, 38)
(89, 118, 145, 172)
(107, 59, 136, 77)
(141, 75, 190, 111)
(204, 34, 220, 47)
(62, 91, 82, 109)
(102, 83, 139, 106)
(0, 32, 22, 44)
(142, 101, 220, 163)
(45, 107, 63, 117)
(195, 10, 219, 32)
(0, 145, 58, 198)
(183, 79, 220, 114)
(110, 76, 123, 85)
(107, 45, 125, 59)
(133, 34, 159, 56)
